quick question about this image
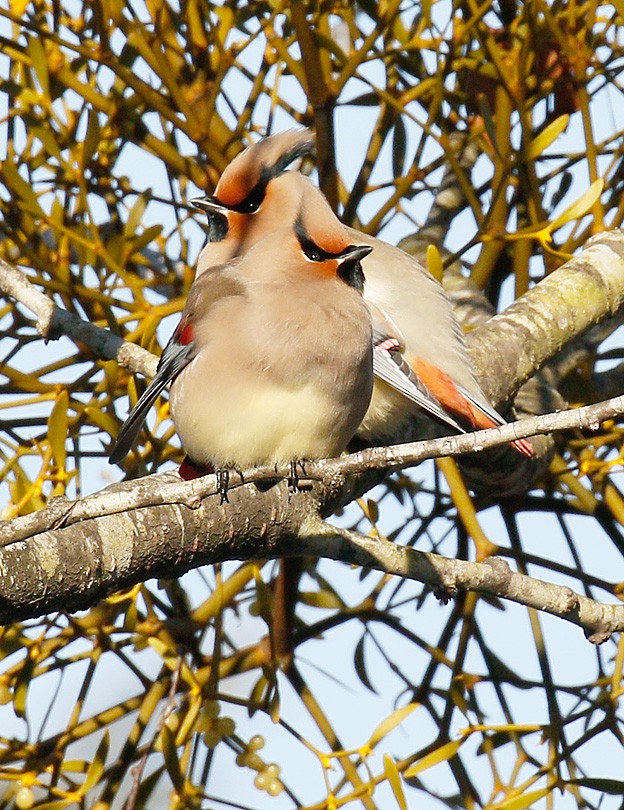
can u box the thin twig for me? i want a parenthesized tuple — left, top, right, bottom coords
(307, 520, 623, 645)
(0, 258, 157, 378)
(124, 656, 182, 810)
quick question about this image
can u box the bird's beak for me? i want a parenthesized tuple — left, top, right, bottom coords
(339, 245, 373, 263)
(190, 195, 231, 215)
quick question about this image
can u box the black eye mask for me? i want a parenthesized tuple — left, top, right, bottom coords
(294, 218, 337, 263)
(294, 218, 371, 293)
(227, 178, 268, 214)
(227, 140, 315, 215)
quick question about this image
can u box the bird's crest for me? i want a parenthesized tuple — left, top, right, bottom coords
(215, 128, 315, 209)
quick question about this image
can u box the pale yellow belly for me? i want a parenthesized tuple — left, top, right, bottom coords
(357, 379, 412, 441)
(170, 373, 356, 468)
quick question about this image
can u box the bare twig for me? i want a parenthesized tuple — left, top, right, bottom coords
(0, 258, 157, 378)
(308, 521, 624, 645)
(124, 657, 182, 810)
(289, 3, 338, 208)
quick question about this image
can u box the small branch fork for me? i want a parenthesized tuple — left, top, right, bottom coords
(0, 257, 157, 378)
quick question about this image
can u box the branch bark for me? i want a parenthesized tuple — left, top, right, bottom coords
(1, 460, 622, 641)
(312, 524, 622, 645)
(4, 389, 624, 552)
(1, 392, 624, 637)
(0, 258, 157, 378)
(467, 230, 624, 404)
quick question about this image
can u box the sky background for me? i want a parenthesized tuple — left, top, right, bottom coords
(1, 2, 624, 808)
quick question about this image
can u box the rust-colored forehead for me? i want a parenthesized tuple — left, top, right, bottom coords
(214, 149, 258, 207)
(298, 181, 351, 254)
(214, 129, 314, 207)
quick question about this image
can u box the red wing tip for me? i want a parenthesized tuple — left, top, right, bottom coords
(512, 438, 535, 458)
(176, 322, 195, 346)
(375, 336, 401, 352)
(179, 456, 213, 480)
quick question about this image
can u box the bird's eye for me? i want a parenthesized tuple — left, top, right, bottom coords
(232, 182, 266, 214)
(303, 246, 323, 262)
(239, 199, 260, 213)
(298, 231, 331, 263)
(295, 219, 334, 263)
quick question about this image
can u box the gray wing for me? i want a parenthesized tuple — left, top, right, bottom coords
(372, 330, 464, 434)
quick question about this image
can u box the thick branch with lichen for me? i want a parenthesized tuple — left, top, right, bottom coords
(467, 231, 624, 405)
(1, 392, 624, 637)
(3, 390, 624, 551)
(1, 434, 624, 641)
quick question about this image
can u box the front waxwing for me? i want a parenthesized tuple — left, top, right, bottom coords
(110, 211, 375, 475)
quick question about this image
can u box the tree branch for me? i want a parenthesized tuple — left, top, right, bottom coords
(1, 451, 622, 642)
(1, 392, 624, 636)
(2, 232, 624, 639)
(3, 389, 624, 551)
(309, 522, 623, 645)
(467, 230, 624, 404)
(0, 258, 157, 378)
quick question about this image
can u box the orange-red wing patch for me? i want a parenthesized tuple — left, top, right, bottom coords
(411, 358, 488, 428)
(510, 438, 534, 458)
(411, 357, 534, 458)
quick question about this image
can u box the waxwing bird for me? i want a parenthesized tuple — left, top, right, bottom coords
(191, 128, 315, 272)
(190, 130, 532, 457)
(109, 201, 374, 478)
(345, 223, 533, 457)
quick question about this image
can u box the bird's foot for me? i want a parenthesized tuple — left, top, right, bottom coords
(287, 459, 308, 493)
(216, 468, 230, 504)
